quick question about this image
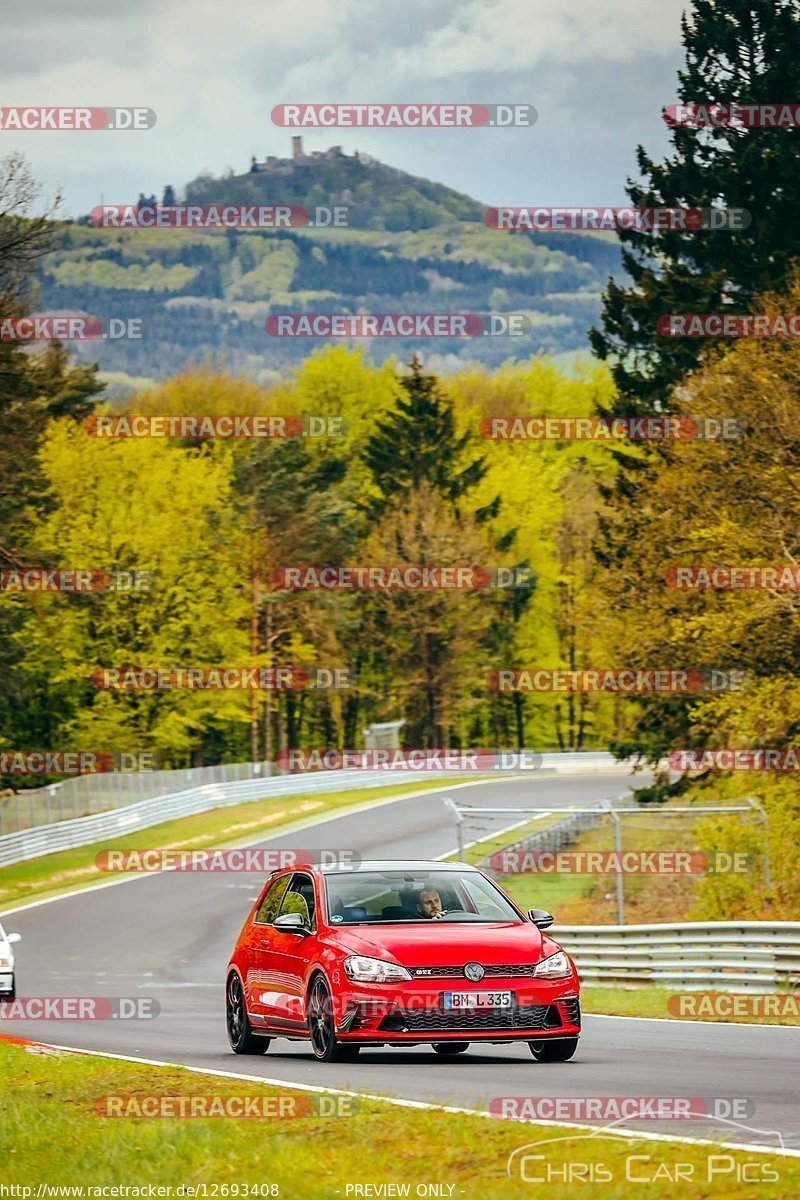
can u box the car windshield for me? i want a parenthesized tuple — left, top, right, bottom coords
(323, 869, 522, 924)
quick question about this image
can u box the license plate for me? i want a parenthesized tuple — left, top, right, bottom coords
(442, 991, 513, 1009)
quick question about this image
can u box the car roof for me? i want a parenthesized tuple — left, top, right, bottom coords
(317, 859, 477, 874)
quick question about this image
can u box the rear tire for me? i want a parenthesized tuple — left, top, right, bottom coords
(226, 973, 270, 1055)
(432, 1042, 469, 1056)
(528, 1037, 578, 1062)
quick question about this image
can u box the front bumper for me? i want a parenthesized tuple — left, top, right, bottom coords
(0, 972, 14, 995)
(333, 977, 581, 1043)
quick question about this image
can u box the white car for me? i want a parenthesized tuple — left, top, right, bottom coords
(0, 923, 21, 1000)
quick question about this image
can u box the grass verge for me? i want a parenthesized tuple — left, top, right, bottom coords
(0, 778, 468, 911)
(582, 985, 800, 1026)
(0, 1038, 795, 1196)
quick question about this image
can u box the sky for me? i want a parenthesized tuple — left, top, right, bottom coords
(1, 0, 691, 218)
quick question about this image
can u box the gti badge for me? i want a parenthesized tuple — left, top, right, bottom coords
(464, 962, 485, 982)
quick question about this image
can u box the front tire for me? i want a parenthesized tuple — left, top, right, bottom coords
(307, 976, 355, 1062)
(432, 1042, 469, 1056)
(226, 973, 270, 1055)
(528, 1037, 578, 1062)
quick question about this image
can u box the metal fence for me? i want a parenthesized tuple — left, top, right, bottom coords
(0, 768, 447, 868)
(0, 750, 632, 839)
(471, 803, 609, 869)
(0, 751, 632, 868)
(555, 922, 800, 993)
(0, 761, 279, 835)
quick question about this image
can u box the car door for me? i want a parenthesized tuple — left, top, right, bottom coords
(244, 872, 291, 1027)
(264, 872, 318, 1028)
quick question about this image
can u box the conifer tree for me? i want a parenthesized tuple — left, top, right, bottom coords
(590, 0, 800, 412)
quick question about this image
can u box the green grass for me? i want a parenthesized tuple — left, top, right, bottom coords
(582, 985, 800, 1026)
(0, 778, 469, 911)
(0, 1039, 794, 1196)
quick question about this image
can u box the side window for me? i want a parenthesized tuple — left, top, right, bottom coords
(279, 873, 316, 929)
(255, 874, 291, 924)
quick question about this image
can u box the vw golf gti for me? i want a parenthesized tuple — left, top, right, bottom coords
(226, 859, 581, 1062)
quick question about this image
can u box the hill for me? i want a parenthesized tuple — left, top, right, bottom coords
(36, 142, 623, 389)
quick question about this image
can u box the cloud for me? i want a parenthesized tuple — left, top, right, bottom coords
(0, 0, 688, 213)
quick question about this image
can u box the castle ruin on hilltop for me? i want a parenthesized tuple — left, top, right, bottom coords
(249, 138, 370, 174)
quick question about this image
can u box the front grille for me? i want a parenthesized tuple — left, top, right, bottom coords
(379, 1003, 563, 1034)
(408, 964, 538, 979)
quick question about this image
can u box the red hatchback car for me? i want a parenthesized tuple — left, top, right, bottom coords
(226, 859, 581, 1062)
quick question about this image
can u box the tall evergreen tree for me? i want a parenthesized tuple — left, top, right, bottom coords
(590, 0, 800, 413)
(363, 357, 490, 516)
(360, 359, 523, 747)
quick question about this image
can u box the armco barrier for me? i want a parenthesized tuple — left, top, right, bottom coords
(0, 769, 432, 868)
(0, 752, 632, 868)
(556, 922, 800, 993)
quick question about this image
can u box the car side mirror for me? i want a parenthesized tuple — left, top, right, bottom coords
(527, 909, 554, 930)
(274, 912, 308, 934)
(6, 932, 21, 945)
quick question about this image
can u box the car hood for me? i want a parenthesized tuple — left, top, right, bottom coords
(331, 921, 546, 965)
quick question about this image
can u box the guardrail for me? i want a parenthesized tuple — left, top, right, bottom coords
(0, 769, 443, 869)
(555, 922, 800, 993)
(0, 751, 633, 868)
(0, 749, 630, 837)
(0, 760, 280, 835)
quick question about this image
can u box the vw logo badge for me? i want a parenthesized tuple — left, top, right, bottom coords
(464, 962, 485, 982)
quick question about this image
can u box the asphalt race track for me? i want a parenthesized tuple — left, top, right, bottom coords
(2, 771, 799, 1151)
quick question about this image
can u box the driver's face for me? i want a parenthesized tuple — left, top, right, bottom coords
(418, 889, 443, 919)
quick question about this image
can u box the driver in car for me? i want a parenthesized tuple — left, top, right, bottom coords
(416, 888, 445, 919)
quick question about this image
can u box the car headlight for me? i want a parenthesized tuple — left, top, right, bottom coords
(343, 955, 412, 983)
(0, 958, 8, 968)
(533, 950, 572, 979)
